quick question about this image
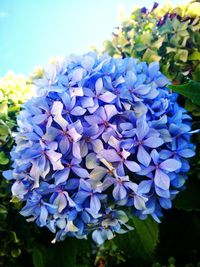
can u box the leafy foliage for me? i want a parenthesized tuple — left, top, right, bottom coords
(168, 80, 200, 106)
(104, 1, 200, 83)
(0, 72, 34, 266)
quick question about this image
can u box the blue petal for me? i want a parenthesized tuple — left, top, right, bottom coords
(124, 160, 141, 172)
(143, 137, 163, 148)
(3, 170, 13, 180)
(54, 169, 70, 185)
(154, 169, 170, 190)
(137, 145, 151, 167)
(159, 198, 172, 209)
(39, 206, 48, 226)
(90, 195, 101, 213)
(113, 184, 127, 200)
(178, 149, 195, 158)
(159, 159, 181, 172)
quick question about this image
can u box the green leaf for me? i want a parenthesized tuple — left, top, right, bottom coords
(159, 20, 172, 35)
(131, 217, 159, 257)
(151, 37, 164, 50)
(10, 231, 20, 244)
(143, 48, 161, 63)
(0, 204, 8, 220)
(172, 18, 180, 31)
(114, 216, 159, 260)
(185, 99, 200, 116)
(0, 101, 8, 114)
(11, 248, 21, 258)
(141, 32, 152, 45)
(0, 123, 9, 136)
(188, 51, 200, 61)
(0, 151, 9, 165)
(168, 80, 200, 106)
(174, 49, 188, 62)
(32, 247, 45, 267)
(135, 43, 147, 52)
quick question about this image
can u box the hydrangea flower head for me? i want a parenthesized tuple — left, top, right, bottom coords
(4, 52, 195, 245)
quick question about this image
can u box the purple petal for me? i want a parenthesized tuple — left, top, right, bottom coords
(134, 195, 146, 210)
(32, 114, 47, 124)
(84, 124, 99, 137)
(159, 159, 181, 172)
(99, 149, 121, 162)
(75, 191, 89, 204)
(80, 96, 95, 108)
(143, 137, 163, 148)
(137, 145, 151, 167)
(137, 165, 155, 176)
(124, 160, 141, 172)
(72, 142, 81, 159)
(133, 102, 148, 117)
(92, 139, 104, 153)
(81, 55, 95, 71)
(148, 62, 159, 79)
(45, 150, 64, 170)
(86, 153, 98, 169)
(54, 193, 67, 213)
(59, 136, 70, 154)
(108, 136, 120, 150)
(79, 179, 92, 192)
(39, 206, 48, 226)
(67, 127, 81, 142)
(11, 181, 27, 199)
(71, 68, 83, 82)
(90, 195, 101, 213)
(95, 78, 103, 94)
(89, 166, 108, 180)
(54, 115, 68, 131)
(69, 87, 83, 97)
(137, 180, 153, 193)
(102, 177, 115, 190)
(51, 101, 63, 116)
(84, 114, 102, 125)
(104, 105, 118, 120)
(154, 169, 170, 190)
(150, 149, 159, 164)
(113, 184, 127, 200)
(80, 140, 88, 157)
(71, 106, 86, 116)
(72, 166, 89, 178)
(125, 71, 137, 88)
(99, 91, 116, 103)
(54, 169, 70, 185)
(117, 162, 125, 176)
(43, 127, 60, 141)
(136, 115, 149, 140)
(133, 84, 150, 95)
(155, 187, 170, 198)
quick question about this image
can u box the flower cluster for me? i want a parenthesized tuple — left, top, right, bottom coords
(4, 53, 195, 245)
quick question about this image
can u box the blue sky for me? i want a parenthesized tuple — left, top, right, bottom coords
(0, 0, 187, 76)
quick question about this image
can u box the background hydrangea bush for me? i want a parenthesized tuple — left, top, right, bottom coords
(4, 52, 196, 245)
(104, 1, 200, 83)
(0, 72, 35, 267)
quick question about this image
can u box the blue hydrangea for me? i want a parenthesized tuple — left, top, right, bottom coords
(3, 52, 196, 245)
